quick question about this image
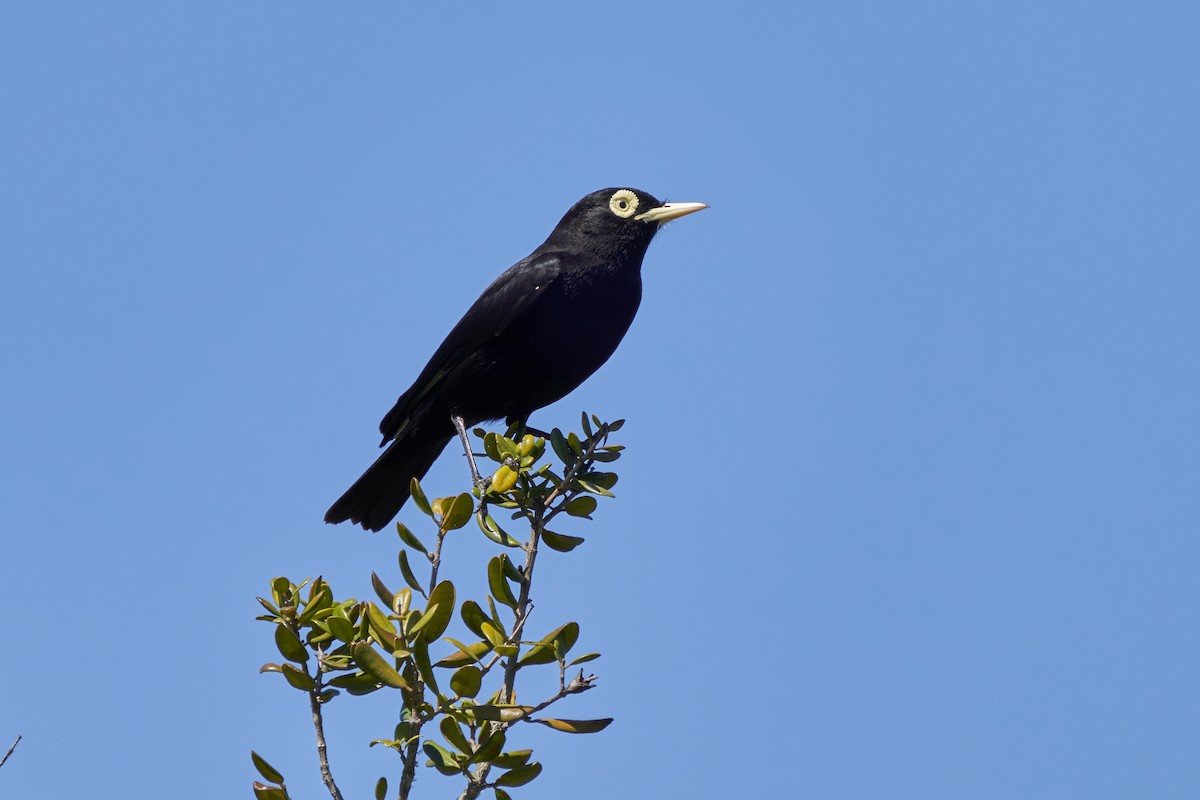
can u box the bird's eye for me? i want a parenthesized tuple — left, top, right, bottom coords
(609, 189, 640, 219)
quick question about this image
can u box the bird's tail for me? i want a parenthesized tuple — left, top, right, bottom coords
(325, 435, 448, 532)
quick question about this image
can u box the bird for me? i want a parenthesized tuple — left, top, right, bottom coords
(325, 187, 707, 531)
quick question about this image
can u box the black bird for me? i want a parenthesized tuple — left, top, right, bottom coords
(325, 188, 707, 531)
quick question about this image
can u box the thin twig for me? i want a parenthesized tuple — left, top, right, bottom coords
(308, 666, 344, 800)
(0, 735, 20, 769)
(398, 504, 454, 800)
(461, 501, 546, 800)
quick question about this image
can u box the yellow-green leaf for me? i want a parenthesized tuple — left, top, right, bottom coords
(496, 762, 542, 787)
(490, 465, 518, 494)
(410, 477, 432, 516)
(274, 625, 308, 664)
(398, 550, 426, 597)
(460, 600, 488, 638)
(564, 496, 597, 518)
(488, 556, 519, 609)
(370, 572, 395, 609)
(418, 580, 455, 643)
(450, 665, 482, 698)
(351, 642, 411, 690)
(440, 716, 472, 754)
(477, 512, 521, 547)
(423, 741, 462, 776)
(395, 521, 428, 554)
(541, 529, 585, 552)
(533, 717, 613, 734)
(281, 663, 315, 691)
(468, 729, 506, 764)
(442, 492, 474, 531)
(252, 782, 288, 800)
(459, 705, 532, 722)
(435, 639, 492, 668)
(251, 751, 285, 784)
(491, 749, 533, 769)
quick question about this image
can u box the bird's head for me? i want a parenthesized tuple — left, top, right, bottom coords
(543, 188, 707, 258)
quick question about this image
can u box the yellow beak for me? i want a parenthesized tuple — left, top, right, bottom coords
(635, 201, 709, 224)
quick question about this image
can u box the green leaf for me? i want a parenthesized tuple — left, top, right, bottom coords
(488, 556, 519, 609)
(477, 512, 521, 547)
(410, 477, 432, 516)
(328, 671, 382, 696)
(370, 572, 395, 609)
(321, 654, 354, 671)
(316, 689, 339, 704)
(568, 652, 601, 666)
(351, 642, 411, 690)
(550, 428, 572, 463)
(435, 639, 492, 667)
(413, 640, 439, 695)
(325, 614, 356, 644)
(482, 431, 502, 462)
(459, 705, 533, 722)
(418, 580, 456, 643)
(496, 434, 520, 459)
(443, 492, 474, 530)
(491, 749, 533, 769)
(423, 740, 463, 776)
(259, 663, 282, 674)
(252, 783, 289, 800)
(469, 729, 506, 764)
(440, 716, 472, 754)
(608, 418, 624, 432)
(256, 596, 280, 616)
(496, 762, 543, 787)
(533, 717, 613, 734)
(501, 555, 524, 583)
(365, 603, 406, 655)
(251, 751, 285, 784)
(575, 480, 614, 498)
(270, 576, 291, 607)
(374, 777, 388, 800)
(398, 550, 426, 597)
(281, 663, 315, 691)
(395, 521, 428, 554)
(299, 585, 333, 623)
(274, 625, 308, 664)
(581, 411, 594, 437)
(459, 600, 488, 638)
(494, 789, 513, 800)
(450, 665, 482, 698)
(564, 496, 597, 518)
(541, 529, 585, 552)
(519, 622, 579, 666)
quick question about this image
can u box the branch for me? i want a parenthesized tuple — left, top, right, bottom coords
(308, 653, 344, 800)
(0, 735, 20, 769)
(399, 511, 452, 799)
(461, 499, 546, 799)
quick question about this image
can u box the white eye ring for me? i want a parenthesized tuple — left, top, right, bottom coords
(609, 189, 639, 218)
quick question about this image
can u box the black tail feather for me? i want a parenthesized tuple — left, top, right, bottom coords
(325, 435, 449, 532)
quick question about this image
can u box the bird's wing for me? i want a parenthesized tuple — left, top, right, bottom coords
(378, 252, 563, 443)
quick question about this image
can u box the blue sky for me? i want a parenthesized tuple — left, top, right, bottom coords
(3, 2, 1198, 798)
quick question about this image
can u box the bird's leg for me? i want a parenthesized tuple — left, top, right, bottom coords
(452, 415, 490, 493)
